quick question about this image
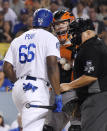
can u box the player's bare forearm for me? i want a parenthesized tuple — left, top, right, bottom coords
(3, 61, 17, 83)
(47, 56, 60, 95)
(60, 75, 97, 92)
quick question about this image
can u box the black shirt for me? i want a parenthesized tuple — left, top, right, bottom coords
(74, 36, 107, 103)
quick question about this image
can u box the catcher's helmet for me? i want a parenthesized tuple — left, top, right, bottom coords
(53, 9, 75, 43)
(33, 8, 53, 27)
(53, 9, 75, 23)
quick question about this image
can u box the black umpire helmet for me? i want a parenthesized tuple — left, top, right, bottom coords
(69, 18, 95, 46)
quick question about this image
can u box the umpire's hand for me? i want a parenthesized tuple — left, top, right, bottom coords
(60, 83, 71, 92)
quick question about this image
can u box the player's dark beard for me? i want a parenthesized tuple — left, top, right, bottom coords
(60, 39, 66, 45)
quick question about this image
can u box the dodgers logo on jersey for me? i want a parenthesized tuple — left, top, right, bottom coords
(84, 60, 95, 73)
(56, 42, 60, 50)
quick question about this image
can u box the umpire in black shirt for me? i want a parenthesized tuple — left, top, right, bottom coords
(60, 18, 107, 131)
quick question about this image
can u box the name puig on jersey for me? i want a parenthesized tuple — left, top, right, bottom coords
(25, 34, 35, 40)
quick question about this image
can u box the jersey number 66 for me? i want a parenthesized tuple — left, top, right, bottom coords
(19, 43, 36, 64)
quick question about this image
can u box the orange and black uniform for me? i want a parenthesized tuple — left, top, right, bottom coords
(59, 43, 79, 83)
(59, 44, 75, 83)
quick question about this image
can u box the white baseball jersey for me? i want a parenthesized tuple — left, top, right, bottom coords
(4, 29, 60, 81)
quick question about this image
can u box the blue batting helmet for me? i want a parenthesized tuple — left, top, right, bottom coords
(33, 8, 53, 27)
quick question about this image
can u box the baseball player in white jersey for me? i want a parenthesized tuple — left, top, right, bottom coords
(3, 8, 63, 131)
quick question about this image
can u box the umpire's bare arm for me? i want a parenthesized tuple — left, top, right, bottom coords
(60, 75, 97, 92)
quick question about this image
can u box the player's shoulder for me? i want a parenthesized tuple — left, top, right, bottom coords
(9, 30, 28, 46)
(37, 29, 58, 41)
(10, 37, 18, 46)
(12, 30, 31, 41)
